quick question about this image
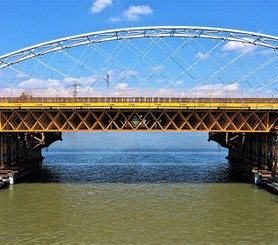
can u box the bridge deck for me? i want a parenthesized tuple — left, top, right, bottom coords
(0, 97, 277, 133)
(0, 97, 277, 110)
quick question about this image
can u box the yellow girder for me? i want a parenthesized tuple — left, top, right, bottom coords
(0, 102, 277, 110)
(0, 98, 277, 133)
(0, 109, 276, 133)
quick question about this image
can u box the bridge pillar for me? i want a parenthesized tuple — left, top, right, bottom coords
(0, 132, 62, 185)
(240, 131, 278, 173)
(209, 131, 278, 191)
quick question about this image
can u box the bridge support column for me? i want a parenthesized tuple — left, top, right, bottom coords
(209, 131, 278, 192)
(0, 132, 62, 185)
(238, 131, 278, 174)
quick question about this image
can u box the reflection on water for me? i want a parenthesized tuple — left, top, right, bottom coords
(0, 132, 277, 244)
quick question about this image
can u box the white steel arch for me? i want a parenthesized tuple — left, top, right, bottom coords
(1, 26, 278, 69)
(0, 26, 277, 98)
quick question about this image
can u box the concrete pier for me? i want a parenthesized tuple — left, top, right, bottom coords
(0, 132, 62, 184)
(209, 131, 278, 193)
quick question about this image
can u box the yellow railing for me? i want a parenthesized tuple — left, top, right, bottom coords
(0, 97, 277, 110)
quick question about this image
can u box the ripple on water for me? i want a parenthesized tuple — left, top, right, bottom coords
(0, 132, 277, 244)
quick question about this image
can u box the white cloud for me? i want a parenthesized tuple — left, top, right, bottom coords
(185, 82, 242, 97)
(124, 5, 153, 21)
(120, 70, 138, 78)
(0, 88, 23, 97)
(110, 5, 153, 22)
(64, 76, 99, 86)
(155, 79, 164, 84)
(222, 41, 256, 54)
(224, 83, 240, 91)
(90, 0, 112, 14)
(19, 78, 61, 88)
(107, 69, 115, 76)
(195, 51, 210, 60)
(16, 72, 28, 79)
(0, 86, 103, 97)
(196, 82, 240, 92)
(155, 88, 179, 97)
(174, 80, 183, 86)
(115, 83, 128, 90)
(108, 16, 121, 23)
(16, 71, 135, 94)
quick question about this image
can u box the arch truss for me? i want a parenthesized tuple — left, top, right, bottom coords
(0, 26, 277, 98)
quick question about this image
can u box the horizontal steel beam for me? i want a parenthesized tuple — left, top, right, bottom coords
(0, 109, 276, 133)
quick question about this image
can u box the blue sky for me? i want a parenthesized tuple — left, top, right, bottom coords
(0, 0, 277, 54)
(0, 0, 277, 97)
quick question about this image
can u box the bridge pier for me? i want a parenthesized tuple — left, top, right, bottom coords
(0, 132, 62, 186)
(209, 131, 278, 192)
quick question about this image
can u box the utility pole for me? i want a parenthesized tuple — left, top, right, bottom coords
(73, 81, 78, 97)
(104, 73, 110, 96)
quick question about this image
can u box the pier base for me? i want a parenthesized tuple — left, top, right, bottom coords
(209, 130, 278, 193)
(0, 132, 62, 185)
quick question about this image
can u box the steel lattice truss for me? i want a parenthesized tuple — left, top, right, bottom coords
(0, 109, 276, 132)
(0, 26, 277, 98)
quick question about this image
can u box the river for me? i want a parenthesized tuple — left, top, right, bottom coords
(0, 132, 277, 244)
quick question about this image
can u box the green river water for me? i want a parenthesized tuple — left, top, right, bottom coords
(0, 133, 277, 244)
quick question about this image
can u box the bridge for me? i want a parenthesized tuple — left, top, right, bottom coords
(0, 97, 276, 132)
(0, 26, 277, 189)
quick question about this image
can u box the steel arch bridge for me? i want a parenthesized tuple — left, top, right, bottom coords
(0, 26, 277, 132)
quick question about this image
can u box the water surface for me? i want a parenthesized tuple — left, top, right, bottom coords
(0, 132, 277, 244)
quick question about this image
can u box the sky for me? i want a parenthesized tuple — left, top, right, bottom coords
(0, 0, 278, 54)
(0, 0, 277, 97)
